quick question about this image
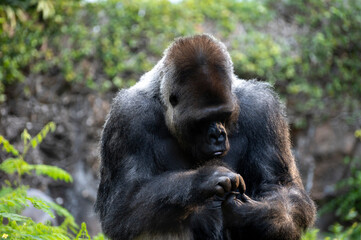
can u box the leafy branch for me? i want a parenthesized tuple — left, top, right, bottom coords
(0, 121, 72, 185)
(0, 122, 99, 239)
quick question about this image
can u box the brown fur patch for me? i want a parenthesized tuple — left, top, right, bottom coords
(164, 35, 230, 72)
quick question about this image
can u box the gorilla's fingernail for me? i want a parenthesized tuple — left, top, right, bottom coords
(230, 191, 240, 195)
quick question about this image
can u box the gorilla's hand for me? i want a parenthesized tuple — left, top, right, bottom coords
(194, 166, 245, 199)
(221, 192, 260, 227)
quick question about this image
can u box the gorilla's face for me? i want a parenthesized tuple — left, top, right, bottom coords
(163, 63, 239, 162)
(160, 35, 240, 162)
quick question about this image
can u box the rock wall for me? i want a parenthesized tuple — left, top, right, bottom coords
(0, 75, 111, 235)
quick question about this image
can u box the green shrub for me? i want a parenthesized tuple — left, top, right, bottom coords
(0, 0, 275, 96)
(0, 122, 106, 240)
(301, 228, 319, 240)
(266, 0, 361, 116)
(1, 0, 360, 118)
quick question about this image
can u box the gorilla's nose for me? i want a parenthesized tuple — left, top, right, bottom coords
(209, 132, 225, 145)
(207, 123, 226, 145)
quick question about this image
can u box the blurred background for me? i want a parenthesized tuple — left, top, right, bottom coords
(0, 0, 360, 239)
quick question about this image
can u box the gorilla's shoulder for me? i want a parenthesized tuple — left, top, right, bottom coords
(107, 87, 163, 132)
(232, 78, 287, 127)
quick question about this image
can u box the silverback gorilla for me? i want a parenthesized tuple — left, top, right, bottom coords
(95, 34, 316, 240)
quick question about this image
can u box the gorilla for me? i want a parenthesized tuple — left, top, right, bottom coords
(95, 34, 316, 240)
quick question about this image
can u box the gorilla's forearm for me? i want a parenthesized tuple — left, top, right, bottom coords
(100, 171, 198, 239)
(99, 164, 241, 239)
(222, 186, 316, 240)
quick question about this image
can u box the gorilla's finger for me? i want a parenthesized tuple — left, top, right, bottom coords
(217, 176, 231, 193)
(222, 192, 243, 209)
(215, 185, 225, 197)
(238, 175, 246, 194)
(240, 193, 251, 202)
(229, 173, 240, 191)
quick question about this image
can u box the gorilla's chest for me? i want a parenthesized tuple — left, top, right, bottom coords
(223, 134, 248, 170)
(154, 134, 191, 170)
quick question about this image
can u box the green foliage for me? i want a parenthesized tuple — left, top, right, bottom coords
(0, 0, 80, 101)
(230, 31, 296, 84)
(325, 223, 361, 240)
(3, 0, 358, 126)
(266, 0, 361, 116)
(92, 0, 198, 90)
(0, 122, 104, 239)
(0, 0, 277, 95)
(0, 136, 19, 156)
(0, 122, 71, 184)
(295, 0, 361, 96)
(0, 185, 77, 239)
(301, 228, 319, 240)
(75, 223, 91, 240)
(2, 0, 359, 122)
(355, 130, 361, 140)
(302, 224, 361, 240)
(183, 0, 272, 34)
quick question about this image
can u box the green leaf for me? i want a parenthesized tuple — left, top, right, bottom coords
(0, 186, 29, 213)
(47, 201, 78, 232)
(0, 158, 31, 175)
(42, 126, 49, 138)
(21, 129, 32, 146)
(33, 165, 73, 183)
(0, 135, 19, 156)
(49, 121, 56, 132)
(31, 138, 38, 149)
(26, 196, 55, 218)
(37, 0, 55, 20)
(75, 222, 91, 240)
(355, 129, 361, 139)
(0, 212, 30, 222)
(37, 133, 43, 144)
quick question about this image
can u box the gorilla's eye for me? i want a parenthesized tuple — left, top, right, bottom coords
(169, 94, 178, 107)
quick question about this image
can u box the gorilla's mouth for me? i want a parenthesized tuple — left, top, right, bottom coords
(199, 141, 229, 160)
(194, 148, 228, 161)
(208, 150, 228, 159)
(213, 151, 224, 157)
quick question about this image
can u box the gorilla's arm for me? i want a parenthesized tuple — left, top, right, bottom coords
(223, 186, 315, 240)
(222, 80, 316, 240)
(95, 92, 241, 239)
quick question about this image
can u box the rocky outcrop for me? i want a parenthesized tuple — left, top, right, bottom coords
(0, 75, 111, 235)
(293, 119, 360, 229)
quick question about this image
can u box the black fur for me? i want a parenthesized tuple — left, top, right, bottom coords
(95, 35, 316, 240)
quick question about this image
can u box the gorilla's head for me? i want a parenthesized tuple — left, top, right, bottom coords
(160, 35, 240, 162)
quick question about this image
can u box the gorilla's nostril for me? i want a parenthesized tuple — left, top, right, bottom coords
(217, 134, 225, 143)
(208, 128, 226, 145)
